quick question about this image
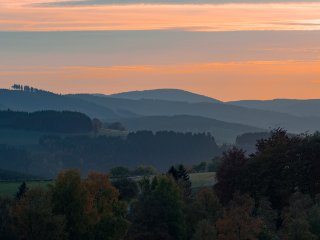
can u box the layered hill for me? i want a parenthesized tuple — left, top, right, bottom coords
(120, 115, 263, 144)
(71, 94, 320, 133)
(0, 89, 121, 120)
(109, 89, 221, 103)
(228, 99, 320, 118)
(1, 88, 320, 144)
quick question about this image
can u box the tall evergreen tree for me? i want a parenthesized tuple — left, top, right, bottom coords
(128, 175, 187, 240)
(168, 165, 192, 199)
(15, 182, 28, 200)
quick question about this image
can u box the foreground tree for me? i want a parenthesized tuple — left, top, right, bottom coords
(256, 199, 278, 239)
(192, 188, 222, 222)
(0, 197, 16, 240)
(168, 165, 192, 200)
(11, 188, 67, 240)
(51, 170, 128, 240)
(214, 148, 248, 205)
(84, 172, 129, 240)
(216, 194, 263, 240)
(127, 176, 186, 240)
(279, 192, 316, 240)
(185, 188, 222, 238)
(15, 181, 28, 200)
(308, 196, 320, 239)
(192, 220, 217, 240)
(112, 177, 139, 201)
(51, 170, 89, 240)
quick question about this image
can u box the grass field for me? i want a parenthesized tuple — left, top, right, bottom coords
(0, 180, 53, 197)
(0, 172, 216, 197)
(189, 172, 216, 189)
(97, 128, 128, 138)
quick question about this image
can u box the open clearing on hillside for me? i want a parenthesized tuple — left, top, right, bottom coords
(0, 172, 216, 197)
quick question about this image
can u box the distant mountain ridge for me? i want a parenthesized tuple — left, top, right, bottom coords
(0, 89, 122, 120)
(228, 99, 320, 118)
(109, 89, 221, 103)
(72, 94, 320, 133)
(110, 89, 320, 118)
(1, 87, 320, 143)
(120, 115, 263, 144)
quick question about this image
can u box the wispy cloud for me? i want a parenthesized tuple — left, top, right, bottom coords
(32, 0, 320, 7)
(1, 3, 320, 31)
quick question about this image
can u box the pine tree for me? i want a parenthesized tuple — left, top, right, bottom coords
(16, 182, 28, 200)
(168, 166, 179, 180)
(168, 165, 192, 199)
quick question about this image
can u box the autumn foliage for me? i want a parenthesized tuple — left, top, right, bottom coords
(1, 130, 320, 239)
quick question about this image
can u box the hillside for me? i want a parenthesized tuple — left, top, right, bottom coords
(229, 99, 320, 118)
(0, 110, 93, 133)
(71, 94, 320, 133)
(1, 88, 320, 137)
(109, 89, 221, 103)
(0, 131, 221, 177)
(0, 89, 121, 120)
(0, 168, 39, 181)
(120, 115, 263, 144)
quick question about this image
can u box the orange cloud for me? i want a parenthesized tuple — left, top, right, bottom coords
(0, 3, 320, 31)
(1, 60, 320, 101)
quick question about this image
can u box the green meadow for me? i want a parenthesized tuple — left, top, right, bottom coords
(0, 172, 216, 197)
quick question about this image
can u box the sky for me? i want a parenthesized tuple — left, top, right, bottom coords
(0, 0, 319, 100)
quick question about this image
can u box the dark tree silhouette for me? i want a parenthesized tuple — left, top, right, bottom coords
(0, 110, 93, 133)
(214, 147, 248, 205)
(15, 182, 28, 200)
(168, 165, 192, 199)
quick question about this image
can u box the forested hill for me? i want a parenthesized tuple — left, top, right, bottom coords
(72, 94, 320, 133)
(0, 110, 93, 133)
(0, 131, 222, 178)
(120, 115, 262, 144)
(0, 89, 121, 120)
(2, 87, 320, 142)
(109, 88, 221, 103)
(229, 99, 320, 118)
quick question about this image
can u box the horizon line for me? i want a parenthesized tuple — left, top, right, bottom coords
(2, 86, 320, 103)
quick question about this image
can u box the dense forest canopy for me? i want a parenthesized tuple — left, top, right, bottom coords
(2, 86, 320, 138)
(216, 130, 320, 209)
(0, 110, 93, 133)
(0, 131, 221, 178)
(1, 86, 320, 239)
(2, 130, 320, 240)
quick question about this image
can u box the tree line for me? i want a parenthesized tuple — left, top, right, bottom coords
(213, 129, 320, 239)
(1, 130, 320, 239)
(0, 110, 93, 133)
(11, 84, 40, 93)
(3, 126, 320, 238)
(0, 131, 221, 178)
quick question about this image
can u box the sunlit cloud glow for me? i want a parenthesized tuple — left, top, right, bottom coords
(1, 60, 320, 101)
(1, 1, 319, 100)
(0, 2, 320, 31)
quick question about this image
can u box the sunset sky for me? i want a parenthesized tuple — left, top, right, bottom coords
(0, 0, 319, 100)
